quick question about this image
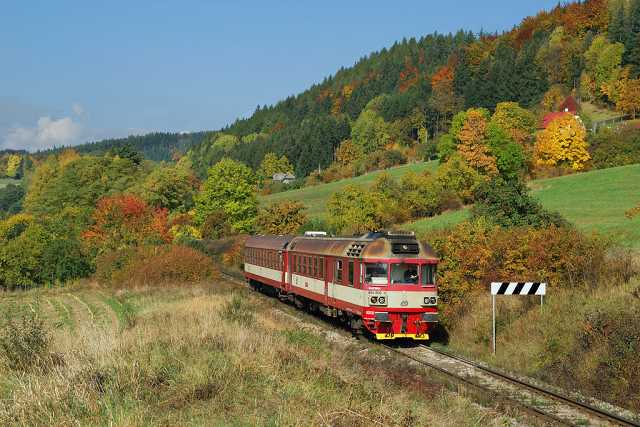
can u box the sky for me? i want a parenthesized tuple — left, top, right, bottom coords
(0, 0, 562, 151)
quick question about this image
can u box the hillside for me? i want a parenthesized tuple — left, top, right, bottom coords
(183, 0, 640, 180)
(37, 131, 209, 163)
(260, 161, 438, 218)
(403, 164, 640, 247)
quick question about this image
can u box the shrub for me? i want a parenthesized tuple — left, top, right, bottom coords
(0, 183, 25, 217)
(590, 126, 640, 169)
(0, 309, 51, 371)
(472, 178, 567, 228)
(429, 219, 614, 320)
(101, 245, 219, 288)
(201, 210, 232, 239)
(222, 236, 248, 269)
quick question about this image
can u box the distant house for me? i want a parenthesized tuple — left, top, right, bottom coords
(558, 95, 578, 113)
(272, 172, 296, 184)
(540, 96, 581, 129)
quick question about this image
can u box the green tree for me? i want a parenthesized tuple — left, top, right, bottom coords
(351, 108, 391, 152)
(139, 165, 197, 211)
(327, 185, 392, 235)
(194, 158, 257, 233)
(257, 153, 293, 181)
(490, 102, 537, 145)
(485, 122, 526, 180)
(472, 178, 566, 228)
(584, 35, 625, 100)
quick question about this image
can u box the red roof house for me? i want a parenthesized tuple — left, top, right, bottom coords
(558, 96, 578, 113)
(541, 111, 571, 129)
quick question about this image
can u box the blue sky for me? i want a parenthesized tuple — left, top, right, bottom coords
(0, 1, 561, 151)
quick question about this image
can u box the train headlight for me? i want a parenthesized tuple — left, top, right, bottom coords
(370, 296, 378, 304)
(378, 296, 386, 305)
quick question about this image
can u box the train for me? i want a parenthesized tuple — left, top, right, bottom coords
(243, 230, 439, 340)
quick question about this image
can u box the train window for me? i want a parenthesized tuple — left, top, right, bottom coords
(296, 255, 300, 274)
(335, 260, 343, 282)
(348, 261, 354, 286)
(364, 263, 388, 286)
(313, 257, 318, 277)
(421, 264, 436, 285)
(319, 257, 324, 278)
(391, 263, 418, 284)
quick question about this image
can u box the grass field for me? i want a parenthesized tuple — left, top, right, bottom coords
(581, 101, 625, 122)
(261, 161, 438, 219)
(0, 281, 514, 426)
(404, 164, 640, 247)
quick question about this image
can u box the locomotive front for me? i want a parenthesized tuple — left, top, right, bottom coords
(359, 231, 439, 340)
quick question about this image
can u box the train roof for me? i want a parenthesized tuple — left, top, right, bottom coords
(246, 232, 438, 261)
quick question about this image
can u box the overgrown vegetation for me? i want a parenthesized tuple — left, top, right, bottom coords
(0, 285, 512, 426)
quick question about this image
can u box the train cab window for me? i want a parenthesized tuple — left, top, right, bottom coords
(335, 260, 343, 282)
(421, 264, 436, 285)
(364, 263, 388, 286)
(348, 261, 354, 286)
(391, 263, 419, 284)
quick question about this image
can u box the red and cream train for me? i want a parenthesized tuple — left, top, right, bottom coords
(243, 231, 439, 340)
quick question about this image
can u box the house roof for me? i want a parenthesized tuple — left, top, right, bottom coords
(541, 112, 571, 129)
(559, 96, 578, 113)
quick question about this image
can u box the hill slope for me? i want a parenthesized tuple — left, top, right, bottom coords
(403, 164, 640, 247)
(260, 161, 438, 218)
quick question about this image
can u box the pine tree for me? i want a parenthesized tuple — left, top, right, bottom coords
(609, 1, 626, 44)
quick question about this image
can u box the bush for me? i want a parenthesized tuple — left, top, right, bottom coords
(0, 183, 25, 217)
(100, 245, 219, 287)
(472, 178, 567, 228)
(0, 309, 51, 371)
(222, 236, 248, 269)
(429, 219, 615, 321)
(590, 126, 640, 169)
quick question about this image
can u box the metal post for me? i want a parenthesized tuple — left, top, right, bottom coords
(492, 294, 496, 355)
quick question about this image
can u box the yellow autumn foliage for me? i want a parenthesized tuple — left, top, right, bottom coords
(535, 114, 590, 171)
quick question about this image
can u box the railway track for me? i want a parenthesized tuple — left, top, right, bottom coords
(386, 344, 640, 426)
(220, 271, 640, 426)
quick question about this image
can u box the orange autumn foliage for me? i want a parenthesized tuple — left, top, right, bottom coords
(83, 194, 171, 253)
(456, 110, 498, 176)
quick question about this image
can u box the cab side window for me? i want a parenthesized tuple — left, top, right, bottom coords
(348, 261, 354, 286)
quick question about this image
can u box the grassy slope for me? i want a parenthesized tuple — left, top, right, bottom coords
(0, 282, 512, 426)
(405, 164, 640, 247)
(261, 161, 438, 219)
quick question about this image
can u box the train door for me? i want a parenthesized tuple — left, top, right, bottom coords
(279, 251, 286, 291)
(286, 252, 293, 291)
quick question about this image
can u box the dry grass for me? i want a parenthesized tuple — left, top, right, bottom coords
(0, 282, 515, 426)
(445, 275, 640, 412)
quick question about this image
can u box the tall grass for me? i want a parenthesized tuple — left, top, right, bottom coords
(0, 284, 512, 426)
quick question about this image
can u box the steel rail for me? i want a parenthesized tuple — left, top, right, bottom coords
(416, 345, 639, 427)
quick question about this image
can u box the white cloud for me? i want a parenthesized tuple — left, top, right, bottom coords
(2, 116, 83, 151)
(72, 102, 85, 116)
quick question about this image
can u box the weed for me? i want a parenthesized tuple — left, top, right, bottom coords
(0, 308, 51, 371)
(220, 294, 255, 326)
(103, 294, 137, 330)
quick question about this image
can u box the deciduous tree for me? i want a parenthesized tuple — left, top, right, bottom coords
(534, 114, 590, 170)
(457, 109, 498, 176)
(194, 158, 257, 233)
(256, 201, 308, 235)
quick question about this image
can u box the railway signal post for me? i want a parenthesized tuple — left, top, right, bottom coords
(490, 282, 546, 354)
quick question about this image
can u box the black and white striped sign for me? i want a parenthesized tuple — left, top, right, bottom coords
(491, 282, 546, 296)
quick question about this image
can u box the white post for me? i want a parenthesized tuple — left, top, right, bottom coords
(492, 294, 496, 355)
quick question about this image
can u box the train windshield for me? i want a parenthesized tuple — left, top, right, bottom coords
(421, 264, 436, 285)
(364, 263, 388, 285)
(390, 263, 419, 284)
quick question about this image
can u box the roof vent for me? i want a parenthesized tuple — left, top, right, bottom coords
(347, 242, 367, 257)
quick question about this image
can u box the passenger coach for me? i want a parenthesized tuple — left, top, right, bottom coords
(243, 231, 439, 340)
